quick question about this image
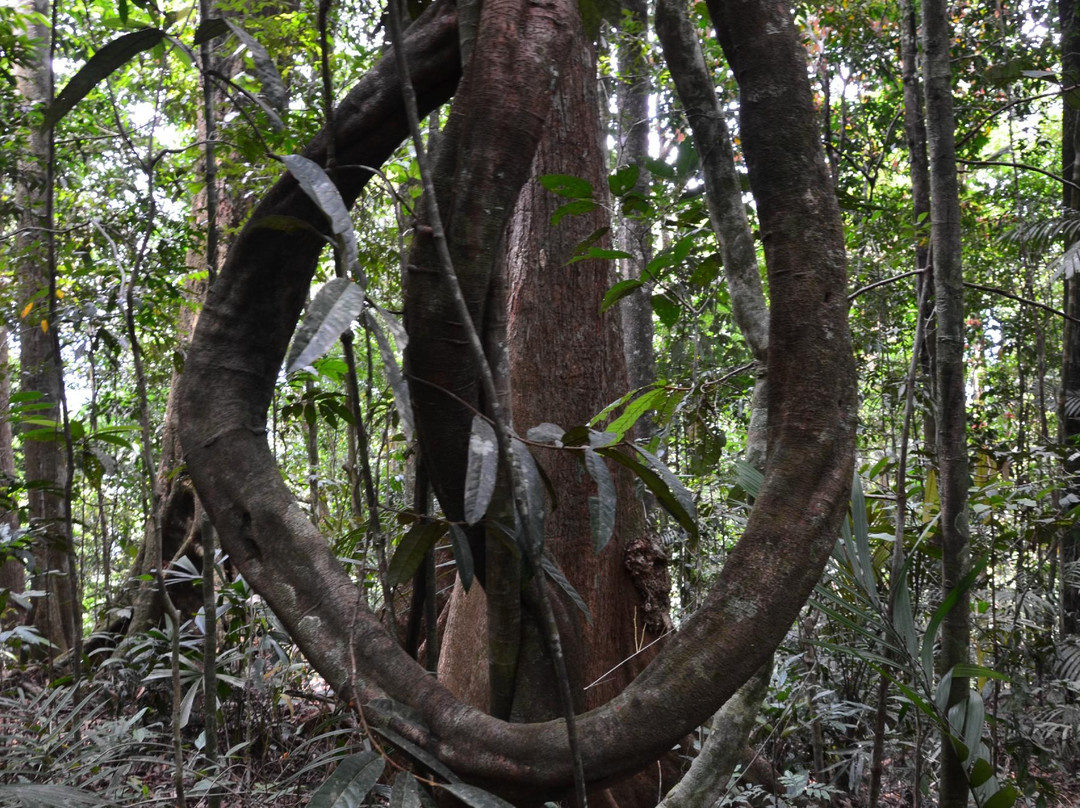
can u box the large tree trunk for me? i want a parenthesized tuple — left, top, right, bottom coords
(16, 0, 77, 656)
(921, 0, 972, 804)
(178, 0, 856, 797)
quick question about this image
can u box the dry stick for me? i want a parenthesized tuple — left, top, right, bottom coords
(159, 571, 187, 807)
(384, 7, 588, 806)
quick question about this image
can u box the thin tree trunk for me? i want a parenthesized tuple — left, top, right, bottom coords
(1059, 0, 1080, 636)
(921, 0, 972, 803)
(0, 327, 25, 623)
(16, 0, 77, 656)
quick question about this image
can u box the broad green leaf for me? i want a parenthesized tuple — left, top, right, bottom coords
(602, 387, 667, 441)
(651, 293, 681, 327)
(846, 474, 879, 607)
(387, 521, 447, 587)
(969, 756, 995, 788)
(539, 173, 593, 199)
(464, 416, 498, 525)
(644, 155, 676, 179)
(308, 752, 384, 808)
(608, 164, 640, 197)
(583, 447, 615, 552)
(600, 278, 644, 312)
(286, 278, 365, 374)
(45, 28, 166, 127)
(363, 309, 414, 440)
(631, 444, 696, 525)
(568, 246, 634, 265)
(389, 773, 423, 808)
(448, 524, 474, 591)
(891, 576, 919, 659)
(921, 556, 989, 678)
(982, 784, 1018, 808)
(552, 199, 599, 227)
(542, 555, 592, 623)
(193, 17, 229, 44)
(280, 154, 362, 284)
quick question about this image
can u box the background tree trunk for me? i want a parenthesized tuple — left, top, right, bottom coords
(921, 0, 972, 803)
(16, 0, 77, 656)
(0, 327, 24, 624)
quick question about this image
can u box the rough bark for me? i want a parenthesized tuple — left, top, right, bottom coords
(654, 2, 774, 800)
(1059, 0, 1080, 636)
(178, 0, 855, 798)
(16, 0, 77, 656)
(921, 0, 972, 803)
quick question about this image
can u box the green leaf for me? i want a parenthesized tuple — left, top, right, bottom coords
(448, 524, 474, 591)
(280, 154, 363, 285)
(387, 521, 447, 588)
(689, 254, 722, 286)
(369, 725, 459, 783)
(651, 293, 681, 327)
(583, 448, 615, 553)
(0, 784, 108, 806)
(440, 783, 517, 808)
(286, 278, 365, 374)
(551, 199, 598, 227)
(193, 18, 228, 45)
(970, 756, 995, 788)
(45, 28, 166, 127)
(600, 447, 697, 537)
(539, 173, 593, 199)
(601, 278, 644, 312)
(983, 784, 1019, 808)
(603, 387, 667, 441)
(644, 155, 676, 179)
(734, 459, 763, 497)
(308, 752, 384, 808)
(464, 416, 498, 525)
(608, 164, 640, 197)
(568, 247, 634, 265)
(921, 556, 989, 678)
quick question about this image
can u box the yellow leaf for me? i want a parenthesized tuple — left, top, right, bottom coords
(20, 301, 33, 319)
(40, 319, 48, 334)
(56, 289, 64, 299)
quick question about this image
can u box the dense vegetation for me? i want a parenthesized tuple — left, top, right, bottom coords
(1, 0, 1079, 806)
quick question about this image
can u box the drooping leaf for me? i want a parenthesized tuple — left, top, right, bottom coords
(601, 386, 667, 440)
(567, 246, 634, 265)
(224, 19, 287, 112)
(280, 154, 362, 284)
(630, 444, 697, 525)
(600, 447, 697, 537)
(387, 521, 447, 587)
(583, 448, 615, 553)
(369, 725, 459, 783)
(286, 278, 365, 374)
(734, 458, 763, 498)
(363, 309, 414, 440)
(542, 555, 592, 624)
(921, 556, 989, 678)
(464, 416, 498, 525)
(600, 278, 644, 312)
(510, 439, 546, 555)
(45, 29, 167, 127)
(308, 752, 384, 808)
(389, 773, 423, 808)
(449, 524, 474, 591)
(440, 784, 517, 808)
